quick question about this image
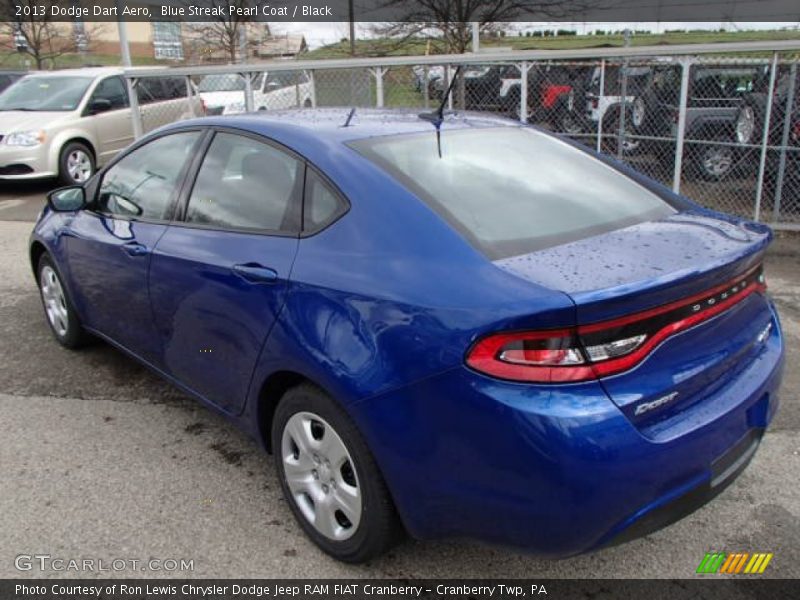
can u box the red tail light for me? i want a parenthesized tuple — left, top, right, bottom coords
(591, 98, 599, 109)
(466, 266, 767, 384)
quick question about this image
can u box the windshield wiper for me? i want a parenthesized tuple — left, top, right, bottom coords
(418, 66, 462, 158)
(0, 107, 38, 111)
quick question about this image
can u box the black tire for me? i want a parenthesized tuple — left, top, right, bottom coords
(557, 106, 585, 136)
(36, 254, 89, 349)
(303, 98, 312, 108)
(272, 383, 404, 563)
(58, 141, 95, 186)
(690, 137, 736, 181)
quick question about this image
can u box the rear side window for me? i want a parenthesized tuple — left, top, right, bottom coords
(97, 131, 201, 220)
(185, 132, 302, 233)
(350, 127, 675, 259)
(303, 169, 345, 233)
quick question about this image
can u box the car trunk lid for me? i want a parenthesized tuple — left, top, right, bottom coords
(495, 212, 774, 431)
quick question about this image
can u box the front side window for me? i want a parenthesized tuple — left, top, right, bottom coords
(0, 76, 93, 112)
(350, 127, 675, 259)
(97, 132, 201, 220)
(185, 133, 302, 232)
(88, 76, 128, 110)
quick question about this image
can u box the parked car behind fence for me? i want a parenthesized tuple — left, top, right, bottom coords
(0, 67, 203, 185)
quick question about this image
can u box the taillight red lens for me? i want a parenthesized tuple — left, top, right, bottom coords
(466, 265, 767, 384)
(466, 330, 595, 383)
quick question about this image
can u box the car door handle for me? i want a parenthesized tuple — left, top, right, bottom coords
(232, 263, 278, 284)
(121, 242, 148, 257)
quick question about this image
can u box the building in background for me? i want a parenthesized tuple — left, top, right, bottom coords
(1, 21, 308, 65)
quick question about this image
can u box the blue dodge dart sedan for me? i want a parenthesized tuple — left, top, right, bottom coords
(30, 109, 784, 562)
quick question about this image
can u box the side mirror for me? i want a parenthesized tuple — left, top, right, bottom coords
(48, 186, 86, 212)
(88, 98, 112, 115)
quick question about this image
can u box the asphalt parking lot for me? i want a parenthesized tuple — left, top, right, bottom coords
(0, 182, 798, 579)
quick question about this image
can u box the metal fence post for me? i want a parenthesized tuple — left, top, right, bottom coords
(423, 66, 430, 109)
(308, 70, 317, 108)
(672, 58, 691, 194)
(126, 77, 143, 139)
(242, 73, 254, 112)
(519, 61, 529, 123)
(373, 67, 385, 108)
(617, 60, 628, 159)
(773, 62, 796, 222)
(184, 75, 196, 116)
(446, 66, 453, 110)
(596, 59, 605, 153)
(754, 52, 779, 222)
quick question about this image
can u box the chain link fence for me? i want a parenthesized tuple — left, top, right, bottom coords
(124, 43, 800, 229)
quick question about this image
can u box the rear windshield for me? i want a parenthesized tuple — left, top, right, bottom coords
(350, 127, 675, 259)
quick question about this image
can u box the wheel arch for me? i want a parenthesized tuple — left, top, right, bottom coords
(48, 135, 98, 179)
(255, 370, 315, 453)
(29, 240, 47, 276)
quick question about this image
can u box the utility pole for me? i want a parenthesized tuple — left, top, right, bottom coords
(114, 0, 131, 66)
(348, 0, 355, 55)
(117, 21, 132, 67)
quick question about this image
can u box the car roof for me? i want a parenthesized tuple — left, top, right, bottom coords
(24, 66, 167, 79)
(184, 108, 522, 144)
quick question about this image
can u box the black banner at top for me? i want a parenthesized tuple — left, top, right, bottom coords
(5, 0, 800, 22)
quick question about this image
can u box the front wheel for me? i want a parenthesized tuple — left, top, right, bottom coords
(58, 142, 95, 186)
(37, 254, 89, 348)
(272, 383, 403, 563)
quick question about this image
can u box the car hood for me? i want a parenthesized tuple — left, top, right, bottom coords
(0, 110, 67, 133)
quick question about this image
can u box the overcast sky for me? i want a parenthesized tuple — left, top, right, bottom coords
(270, 21, 800, 49)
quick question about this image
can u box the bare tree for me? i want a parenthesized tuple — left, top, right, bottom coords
(183, 0, 262, 64)
(370, 0, 591, 106)
(0, 0, 87, 69)
(371, 0, 583, 55)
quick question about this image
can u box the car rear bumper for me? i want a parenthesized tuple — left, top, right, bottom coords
(0, 144, 55, 179)
(351, 307, 784, 556)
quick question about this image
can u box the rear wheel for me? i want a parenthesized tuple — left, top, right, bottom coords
(272, 383, 403, 563)
(37, 254, 89, 348)
(58, 142, 95, 186)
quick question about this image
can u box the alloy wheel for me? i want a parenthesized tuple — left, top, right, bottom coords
(40, 265, 68, 337)
(67, 149, 92, 183)
(736, 106, 756, 145)
(281, 411, 362, 541)
(702, 145, 734, 179)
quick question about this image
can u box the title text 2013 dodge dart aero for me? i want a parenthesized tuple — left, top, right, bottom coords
(30, 109, 784, 562)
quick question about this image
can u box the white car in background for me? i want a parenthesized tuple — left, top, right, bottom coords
(197, 71, 313, 115)
(0, 67, 203, 185)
